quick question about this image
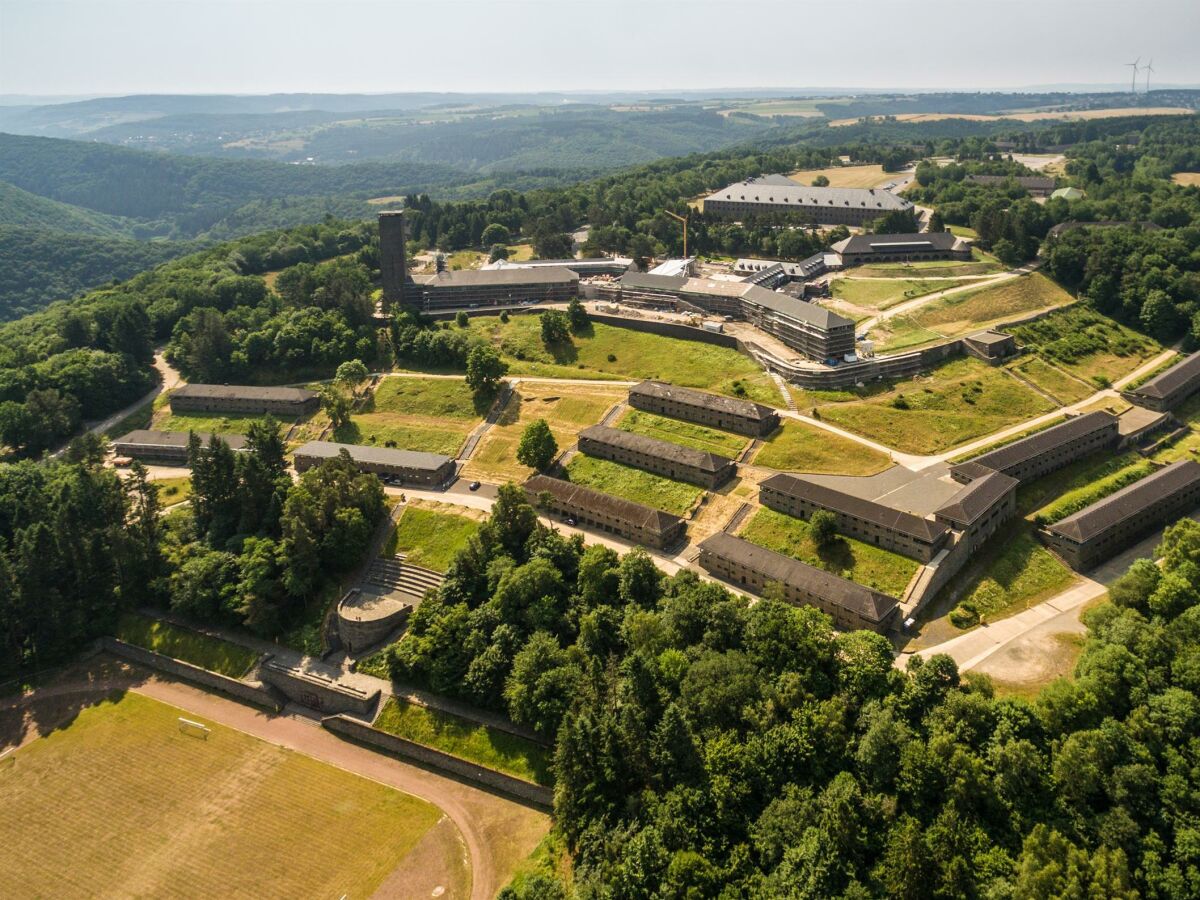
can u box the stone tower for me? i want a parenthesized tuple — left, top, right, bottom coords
(378, 211, 409, 306)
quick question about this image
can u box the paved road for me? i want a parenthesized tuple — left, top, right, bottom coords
(3, 671, 548, 900)
(55, 351, 181, 456)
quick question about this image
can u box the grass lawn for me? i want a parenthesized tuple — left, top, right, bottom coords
(337, 376, 482, 456)
(565, 454, 702, 516)
(0, 692, 448, 898)
(382, 502, 483, 572)
(462, 382, 625, 483)
(875, 273, 1072, 352)
(816, 357, 1056, 455)
(154, 411, 264, 436)
(1009, 356, 1094, 405)
(1035, 458, 1157, 525)
(115, 613, 259, 677)
(1007, 305, 1163, 385)
(738, 507, 919, 597)
(753, 419, 893, 475)
(830, 277, 972, 312)
(850, 250, 1002, 278)
(469, 316, 782, 406)
(942, 523, 1075, 625)
(103, 398, 154, 439)
(374, 697, 552, 786)
(154, 476, 193, 507)
(1015, 449, 1141, 515)
(616, 408, 748, 458)
(787, 164, 900, 188)
(506, 243, 535, 261)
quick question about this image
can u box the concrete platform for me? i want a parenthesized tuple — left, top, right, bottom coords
(799, 461, 962, 517)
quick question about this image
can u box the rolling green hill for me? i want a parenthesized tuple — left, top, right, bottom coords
(0, 179, 136, 236)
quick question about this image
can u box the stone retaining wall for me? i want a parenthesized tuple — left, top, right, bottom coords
(587, 312, 742, 349)
(99, 637, 282, 711)
(260, 660, 379, 716)
(322, 714, 553, 809)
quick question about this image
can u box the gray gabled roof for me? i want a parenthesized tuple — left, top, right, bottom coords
(705, 180, 912, 212)
(579, 425, 734, 473)
(173, 383, 318, 403)
(524, 474, 684, 535)
(618, 272, 689, 292)
(962, 411, 1118, 476)
(114, 429, 249, 451)
(1048, 459, 1200, 543)
(699, 532, 899, 623)
(630, 381, 777, 423)
(415, 266, 578, 287)
(738, 283, 855, 330)
(293, 441, 453, 472)
(934, 469, 1018, 528)
(1127, 351, 1200, 401)
(761, 472, 949, 544)
(833, 231, 964, 254)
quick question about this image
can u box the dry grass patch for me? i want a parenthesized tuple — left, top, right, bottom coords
(463, 382, 624, 483)
(1173, 173, 1200, 187)
(0, 692, 450, 899)
(787, 164, 901, 188)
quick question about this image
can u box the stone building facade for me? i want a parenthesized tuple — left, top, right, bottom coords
(577, 425, 736, 489)
(292, 441, 456, 486)
(524, 474, 686, 550)
(950, 411, 1119, 484)
(628, 381, 779, 437)
(1121, 351, 1200, 412)
(113, 429, 248, 464)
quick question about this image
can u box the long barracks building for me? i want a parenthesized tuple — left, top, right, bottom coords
(524, 474, 686, 550)
(701, 175, 914, 227)
(950, 411, 1119, 485)
(1121, 351, 1200, 412)
(760, 473, 950, 562)
(169, 384, 320, 417)
(628, 381, 780, 437)
(698, 532, 900, 633)
(113, 429, 248, 465)
(1043, 459, 1200, 570)
(293, 441, 456, 487)
(577, 424, 737, 489)
(831, 232, 972, 267)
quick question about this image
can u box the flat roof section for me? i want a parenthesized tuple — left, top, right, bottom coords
(293, 441, 453, 471)
(699, 532, 899, 624)
(1048, 459, 1200, 543)
(414, 266, 579, 287)
(761, 472, 949, 544)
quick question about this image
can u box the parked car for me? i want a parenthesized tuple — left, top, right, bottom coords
(565, 516, 577, 526)
(468, 481, 481, 491)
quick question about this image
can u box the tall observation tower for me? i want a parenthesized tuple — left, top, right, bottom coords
(378, 211, 410, 306)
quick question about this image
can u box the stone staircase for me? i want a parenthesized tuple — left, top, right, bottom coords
(363, 556, 444, 599)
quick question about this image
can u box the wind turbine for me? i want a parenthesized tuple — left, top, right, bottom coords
(1126, 57, 1141, 94)
(1144, 59, 1155, 94)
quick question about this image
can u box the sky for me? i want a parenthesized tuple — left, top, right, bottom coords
(1, 0, 1198, 97)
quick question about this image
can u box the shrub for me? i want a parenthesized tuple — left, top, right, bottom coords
(892, 394, 911, 410)
(607, 353, 617, 362)
(949, 602, 979, 629)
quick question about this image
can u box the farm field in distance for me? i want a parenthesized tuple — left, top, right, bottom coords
(737, 507, 919, 598)
(0, 692, 455, 899)
(335, 375, 483, 456)
(1173, 172, 1200, 187)
(461, 381, 624, 483)
(564, 454, 703, 516)
(468, 316, 783, 406)
(753, 419, 893, 475)
(814, 356, 1056, 455)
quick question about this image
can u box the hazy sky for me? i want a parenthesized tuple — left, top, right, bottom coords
(2, 0, 1198, 96)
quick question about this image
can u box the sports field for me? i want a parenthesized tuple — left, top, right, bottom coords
(462, 382, 625, 483)
(786, 164, 901, 188)
(0, 692, 453, 898)
(336, 375, 482, 456)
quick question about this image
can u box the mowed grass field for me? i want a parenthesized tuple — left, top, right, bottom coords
(753, 419, 893, 475)
(565, 454, 703, 516)
(0, 692, 450, 899)
(874, 273, 1071, 353)
(738, 507, 919, 597)
(462, 382, 625, 483)
(375, 698, 552, 785)
(469, 316, 782, 406)
(336, 376, 482, 456)
(815, 357, 1056, 454)
(615, 409, 749, 458)
(115, 614, 259, 677)
(829, 277, 973, 318)
(1008, 356, 1094, 405)
(383, 501, 484, 571)
(786, 164, 900, 188)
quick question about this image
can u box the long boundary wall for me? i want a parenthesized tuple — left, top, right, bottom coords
(322, 714, 553, 809)
(99, 637, 282, 711)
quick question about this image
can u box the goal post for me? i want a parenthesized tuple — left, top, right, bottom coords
(178, 717, 211, 740)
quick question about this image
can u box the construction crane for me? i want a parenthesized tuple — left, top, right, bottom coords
(663, 210, 689, 259)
